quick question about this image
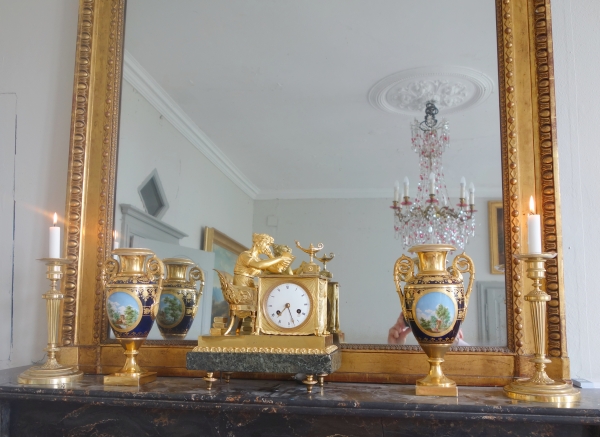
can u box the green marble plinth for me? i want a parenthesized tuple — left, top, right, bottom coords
(186, 349, 341, 375)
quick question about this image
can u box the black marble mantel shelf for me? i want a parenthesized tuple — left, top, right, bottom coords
(0, 367, 599, 437)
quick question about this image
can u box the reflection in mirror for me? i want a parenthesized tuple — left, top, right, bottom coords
(113, 0, 505, 345)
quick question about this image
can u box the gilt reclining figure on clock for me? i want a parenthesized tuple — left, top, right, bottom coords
(213, 233, 332, 337)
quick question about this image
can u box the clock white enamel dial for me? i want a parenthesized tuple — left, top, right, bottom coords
(264, 282, 312, 330)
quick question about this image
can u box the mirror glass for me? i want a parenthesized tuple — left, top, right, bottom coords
(113, 0, 505, 345)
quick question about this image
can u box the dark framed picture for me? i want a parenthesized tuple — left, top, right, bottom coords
(488, 201, 505, 275)
(203, 227, 248, 320)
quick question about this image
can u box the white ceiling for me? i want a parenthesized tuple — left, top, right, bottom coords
(123, 0, 502, 199)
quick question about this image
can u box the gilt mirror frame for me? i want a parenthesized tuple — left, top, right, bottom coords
(59, 0, 568, 385)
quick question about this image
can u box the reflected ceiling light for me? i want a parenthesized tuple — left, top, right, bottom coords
(391, 101, 476, 250)
(368, 66, 494, 116)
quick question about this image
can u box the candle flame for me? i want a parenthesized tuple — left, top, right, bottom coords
(529, 196, 535, 214)
(53, 212, 58, 226)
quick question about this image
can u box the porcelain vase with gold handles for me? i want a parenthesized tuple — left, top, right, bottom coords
(157, 257, 205, 340)
(102, 248, 164, 385)
(393, 244, 475, 396)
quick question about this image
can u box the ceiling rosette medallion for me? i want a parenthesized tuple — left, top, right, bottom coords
(368, 66, 494, 115)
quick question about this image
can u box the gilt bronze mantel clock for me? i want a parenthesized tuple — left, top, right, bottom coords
(256, 241, 328, 337)
(187, 235, 341, 392)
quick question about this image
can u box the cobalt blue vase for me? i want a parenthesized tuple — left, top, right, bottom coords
(103, 248, 164, 383)
(394, 244, 474, 396)
(157, 258, 205, 340)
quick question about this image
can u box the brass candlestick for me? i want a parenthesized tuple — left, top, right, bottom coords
(18, 258, 83, 385)
(503, 253, 580, 403)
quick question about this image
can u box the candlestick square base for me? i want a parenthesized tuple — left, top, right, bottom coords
(104, 371, 157, 386)
(416, 384, 458, 397)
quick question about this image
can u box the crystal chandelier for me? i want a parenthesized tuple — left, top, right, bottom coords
(391, 101, 476, 250)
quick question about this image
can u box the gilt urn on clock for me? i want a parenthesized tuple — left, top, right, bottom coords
(393, 244, 475, 396)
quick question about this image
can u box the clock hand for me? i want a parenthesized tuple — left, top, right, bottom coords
(275, 303, 287, 317)
(285, 303, 295, 326)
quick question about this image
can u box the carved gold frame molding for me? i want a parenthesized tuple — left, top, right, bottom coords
(59, 0, 569, 384)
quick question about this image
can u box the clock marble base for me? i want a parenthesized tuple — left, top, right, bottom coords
(187, 335, 341, 392)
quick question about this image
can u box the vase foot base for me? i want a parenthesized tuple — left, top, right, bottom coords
(416, 384, 458, 397)
(104, 372, 156, 386)
(504, 379, 580, 404)
(18, 365, 83, 386)
(159, 333, 188, 340)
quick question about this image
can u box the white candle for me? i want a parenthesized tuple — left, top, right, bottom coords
(468, 183, 475, 205)
(113, 230, 120, 250)
(49, 213, 60, 258)
(393, 180, 400, 202)
(460, 177, 466, 199)
(429, 172, 435, 195)
(528, 196, 542, 254)
(403, 177, 410, 197)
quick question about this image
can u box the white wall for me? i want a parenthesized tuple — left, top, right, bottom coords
(0, 0, 598, 384)
(253, 197, 503, 344)
(552, 0, 600, 384)
(0, 0, 78, 368)
(116, 81, 254, 249)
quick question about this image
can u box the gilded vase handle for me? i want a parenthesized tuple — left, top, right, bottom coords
(393, 255, 415, 310)
(146, 253, 164, 278)
(146, 255, 164, 319)
(101, 258, 120, 290)
(189, 265, 205, 300)
(452, 252, 475, 309)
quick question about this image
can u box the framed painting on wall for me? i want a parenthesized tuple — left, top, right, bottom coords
(203, 227, 248, 321)
(488, 201, 505, 275)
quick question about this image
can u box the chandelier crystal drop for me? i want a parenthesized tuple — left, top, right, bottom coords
(391, 101, 476, 250)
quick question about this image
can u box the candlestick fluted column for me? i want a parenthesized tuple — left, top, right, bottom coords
(18, 258, 83, 385)
(503, 253, 579, 403)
